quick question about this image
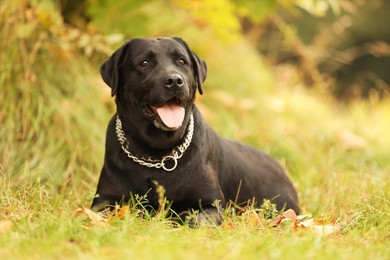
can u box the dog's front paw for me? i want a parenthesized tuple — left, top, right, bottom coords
(185, 208, 221, 228)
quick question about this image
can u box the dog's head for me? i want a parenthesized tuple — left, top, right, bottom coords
(100, 37, 207, 149)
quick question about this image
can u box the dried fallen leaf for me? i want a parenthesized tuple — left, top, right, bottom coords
(221, 219, 238, 230)
(314, 217, 337, 225)
(73, 207, 107, 228)
(242, 210, 264, 227)
(296, 214, 312, 221)
(108, 205, 130, 220)
(270, 214, 284, 227)
(290, 216, 341, 236)
(282, 209, 297, 220)
(270, 208, 297, 227)
(297, 218, 314, 228)
(312, 224, 341, 236)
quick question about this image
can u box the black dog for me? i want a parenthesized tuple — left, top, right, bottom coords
(92, 37, 299, 223)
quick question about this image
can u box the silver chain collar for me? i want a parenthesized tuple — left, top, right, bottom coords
(115, 114, 194, 172)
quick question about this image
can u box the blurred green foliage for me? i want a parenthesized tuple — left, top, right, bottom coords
(60, 0, 390, 100)
(253, 0, 390, 99)
(1, 0, 388, 192)
(0, 0, 113, 192)
(87, 0, 276, 40)
(86, 0, 282, 101)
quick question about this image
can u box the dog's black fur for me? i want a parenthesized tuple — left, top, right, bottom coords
(92, 37, 299, 223)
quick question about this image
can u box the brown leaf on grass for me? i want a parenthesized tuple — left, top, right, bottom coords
(291, 218, 314, 230)
(282, 209, 297, 219)
(270, 208, 297, 227)
(242, 210, 264, 227)
(270, 210, 340, 236)
(291, 216, 341, 236)
(73, 206, 132, 229)
(270, 214, 284, 227)
(221, 219, 238, 230)
(312, 224, 341, 236)
(73, 207, 107, 228)
(221, 210, 265, 230)
(0, 220, 12, 234)
(314, 217, 337, 225)
(108, 205, 130, 220)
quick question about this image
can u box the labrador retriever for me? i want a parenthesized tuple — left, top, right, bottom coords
(91, 37, 299, 224)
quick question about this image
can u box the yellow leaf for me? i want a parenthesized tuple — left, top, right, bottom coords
(282, 209, 297, 220)
(290, 215, 341, 236)
(312, 224, 341, 236)
(109, 205, 130, 220)
(242, 210, 263, 227)
(73, 207, 107, 228)
(271, 208, 297, 227)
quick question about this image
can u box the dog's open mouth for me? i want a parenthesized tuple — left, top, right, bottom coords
(144, 97, 185, 131)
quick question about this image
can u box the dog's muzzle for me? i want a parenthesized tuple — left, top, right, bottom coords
(141, 96, 186, 131)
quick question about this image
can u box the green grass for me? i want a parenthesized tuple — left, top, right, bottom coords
(1, 1, 390, 259)
(1, 180, 389, 259)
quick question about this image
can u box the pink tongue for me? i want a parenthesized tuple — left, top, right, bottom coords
(156, 103, 185, 129)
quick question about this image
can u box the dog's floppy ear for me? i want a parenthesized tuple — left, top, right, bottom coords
(100, 40, 132, 97)
(173, 37, 207, 95)
(190, 52, 207, 95)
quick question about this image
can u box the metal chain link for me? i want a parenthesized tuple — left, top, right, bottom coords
(115, 114, 194, 172)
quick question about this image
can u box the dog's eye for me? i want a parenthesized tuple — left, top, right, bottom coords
(178, 59, 186, 65)
(140, 60, 149, 67)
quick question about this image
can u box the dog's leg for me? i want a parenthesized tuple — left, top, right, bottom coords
(181, 207, 222, 228)
(196, 208, 222, 226)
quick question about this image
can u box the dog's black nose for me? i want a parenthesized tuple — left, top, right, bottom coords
(163, 74, 184, 90)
